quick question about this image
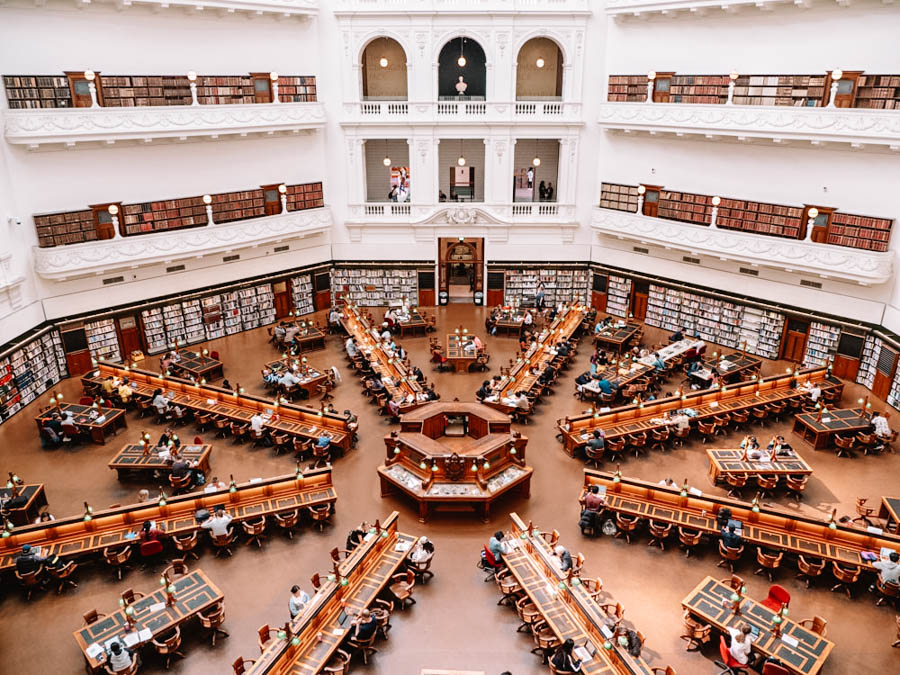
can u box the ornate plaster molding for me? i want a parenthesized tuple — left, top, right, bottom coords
(4, 103, 326, 149)
(334, 0, 591, 15)
(33, 208, 332, 280)
(13, 0, 318, 17)
(591, 207, 893, 286)
(605, 0, 850, 17)
(598, 102, 900, 149)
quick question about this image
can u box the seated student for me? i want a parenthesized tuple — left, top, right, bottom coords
(721, 524, 743, 549)
(171, 458, 202, 487)
(411, 365, 425, 383)
(595, 377, 616, 395)
(802, 380, 822, 402)
(871, 411, 892, 448)
(872, 551, 900, 588)
(726, 624, 755, 668)
(554, 545, 573, 572)
(345, 526, 366, 551)
(538, 364, 556, 385)
(369, 377, 385, 393)
(766, 435, 793, 456)
(500, 392, 518, 407)
(665, 411, 690, 432)
(670, 327, 685, 342)
(350, 608, 378, 643)
(274, 323, 287, 343)
(279, 370, 300, 388)
(620, 628, 643, 657)
(685, 359, 702, 374)
(202, 506, 233, 537)
(513, 391, 530, 410)
(101, 376, 117, 396)
(556, 340, 571, 357)
(157, 428, 180, 450)
(345, 337, 359, 358)
(15, 544, 47, 575)
(117, 378, 134, 404)
(476, 380, 492, 401)
(387, 398, 401, 419)
(408, 536, 434, 565)
(586, 430, 605, 453)
(488, 531, 508, 565)
(152, 389, 170, 416)
(106, 640, 133, 672)
(203, 477, 227, 493)
(651, 352, 665, 371)
(658, 477, 676, 488)
(289, 585, 311, 618)
(550, 639, 582, 674)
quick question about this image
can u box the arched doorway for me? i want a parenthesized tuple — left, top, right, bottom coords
(439, 237, 484, 304)
(361, 37, 408, 100)
(515, 37, 563, 100)
(438, 37, 486, 100)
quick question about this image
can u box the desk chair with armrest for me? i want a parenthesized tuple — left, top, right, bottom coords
(198, 601, 229, 646)
(241, 516, 267, 548)
(830, 562, 861, 598)
(322, 649, 351, 674)
(48, 560, 79, 594)
(173, 531, 199, 561)
(211, 529, 235, 557)
(761, 584, 790, 611)
(307, 503, 332, 532)
(15, 567, 44, 601)
(103, 545, 133, 580)
(104, 654, 139, 675)
(716, 541, 744, 574)
(875, 577, 900, 607)
(714, 635, 749, 675)
(761, 663, 791, 675)
(678, 526, 703, 559)
(163, 558, 189, 579)
(479, 545, 503, 582)
(754, 548, 784, 582)
(798, 616, 827, 637)
(680, 609, 711, 651)
(152, 625, 185, 669)
(83, 609, 106, 626)
(274, 509, 300, 539)
(529, 619, 560, 664)
(795, 555, 825, 589)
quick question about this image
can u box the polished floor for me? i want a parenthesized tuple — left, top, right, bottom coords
(1, 304, 898, 675)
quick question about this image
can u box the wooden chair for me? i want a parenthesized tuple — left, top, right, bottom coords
(211, 529, 235, 557)
(173, 531, 199, 561)
(15, 568, 44, 600)
(754, 547, 784, 582)
(103, 545, 132, 580)
(606, 437, 626, 463)
(151, 625, 185, 669)
(755, 474, 779, 499)
(724, 473, 747, 498)
(647, 520, 672, 550)
(767, 401, 786, 420)
(48, 560, 78, 594)
(293, 437, 311, 460)
(83, 609, 106, 626)
(163, 558, 189, 579)
(241, 516, 267, 548)
(584, 442, 604, 470)
(120, 588, 145, 606)
(311, 442, 331, 469)
(697, 420, 718, 444)
(515, 595, 541, 633)
(628, 432, 648, 459)
(851, 497, 877, 527)
(272, 433, 292, 457)
(614, 512, 640, 543)
(680, 609, 712, 651)
(730, 410, 750, 431)
(389, 569, 417, 610)
(650, 427, 670, 452)
(581, 577, 603, 602)
(195, 412, 213, 432)
(751, 406, 769, 426)
(530, 619, 560, 664)
(760, 584, 790, 612)
(795, 555, 826, 589)
(716, 541, 744, 573)
(830, 561, 861, 598)
(678, 527, 703, 559)
(307, 504, 332, 532)
(257, 624, 275, 653)
(372, 598, 394, 639)
(785, 474, 808, 502)
(721, 574, 745, 590)
(213, 417, 230, 438)
(856, 432, 879, 455)
(834, 434, 856, 458)
(650, 667, 676, 675)
(322, 649, 351, 674)
(347, 629, 378, 665)
(408, 553, 435, 584)
(104, 654, 139, 675)
(672, 425, 691, 447)
(799, 616, 828, 637)
(600, 602, 625, 628)
(274, 509, 300, 539)
(198, 601, 229, 646)
(231, 423, 250, 445)
(875, 577, 900, 607)
(169, 472, 192, 494)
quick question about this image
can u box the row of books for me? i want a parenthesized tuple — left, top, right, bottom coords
(331, 267, 418, 307)
(291, 274, 315, 316)
(856, 335, 882, 390)
(502, 268, 591, 306)
(802, 322, 842, 368)
(84, 319, 121, 363)
(0, 331, 68, 424)
(606, 275, 631, 317)
(599, 183, 640, 212)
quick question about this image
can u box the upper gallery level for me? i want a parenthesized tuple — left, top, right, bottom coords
(335, 8, 589, 126)
(604, 0, 867, 20)
(3, 70, 325, 149)
(600, 69, 900, 150)
(3, 0, 318, 18)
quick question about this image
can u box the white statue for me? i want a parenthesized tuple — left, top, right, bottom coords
(455, 76, 468, 96)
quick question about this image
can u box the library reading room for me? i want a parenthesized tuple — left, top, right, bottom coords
(2, 2, 900, 675)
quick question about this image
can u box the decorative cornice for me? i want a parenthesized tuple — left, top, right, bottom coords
(33, 208, 332, 280)
(598, 102, 900, 150)
(335, 0, 591, 15)
(591, 207, 893, 286)
(4, 103, 326, 150)
(8, 0, 317, 18)
(605, 0, 851, 18)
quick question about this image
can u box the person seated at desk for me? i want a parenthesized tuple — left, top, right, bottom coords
(250, 412, 270, 441)
(117, 378, 133, 404)
(380, 324, 392, 341)
(685, 359, 702, 374)
(284, 324, 301, 343)
(171, 458, 202, 488)
(500, 392, 518, 407)
(262, 367, 280, 386)
(15, 544, 47, 575)
(538, 364, 556, 385)
(708, 369, 721, 389)
(766, 435, 793, 456)
(555, 340, 571, 357)
(650, 351, 665, 371)
(740, 435, 763, 459)
(39, 417, 62, 449)
(289, 584, 311, 618)
(587, 430, 605, 453)
(872, 551, 900, 590)
(369, 377, 385, 394)
(511, 391, 530, 410)
(138, 489, 153, 502)
(489, 531, 509, 565)
(329, 307, 342, 328)
(106, 640, 133, 672)
(658, 477, 676, 488)
(274, 322, 287, 343)
(101, 376, 117, 397)
(346, 525, 366, 551)
(595, 377, 616, 396)
(157, 427, 180, 450)
(408, 536, 434, 565)
(139, 519, 166, 547)
(152, 389, 170, 416)
(411, 365, 425, 383)
(579, 485, 606, 534)
(279, 370, 300, 388)
(350, 608, 378, 643)
(316, 432, 332, 452)
(554, 545, 573, 572)
(346, 337, 359, 358)
(871, 411, 892, 450)
(34, 511, 55, 525)
(721, 524, 743, 549)
(550, 639, 582, 674)
(801, 380, 822, 402)
(386, 397, 401, 419)
(594, 316, 611, 334)
(619, 628, 643, 657)
(476, 380, 493, 401)
(726, 624, 755, 668)
(202, 506, 233, 537)
(670, 327, 685, 342)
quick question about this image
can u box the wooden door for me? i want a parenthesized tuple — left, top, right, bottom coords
(781, 318, 809, 362)
(826, 70, 863, 108)
(803, 205, 834, 243)
(418, 270, 436, 306)
(872, 346, 897, 400)
(273, 281, 292, 318)
(652, 72, 674, 103)
(261, 184, 282, 216)
(65, 71, 101, 108)
(91, 203, 122, 240)
(118, 316, 142, 358)
(66, 350, 93, 377)
(313, 272, 332, 311)
(591, 274, 608, 312)
(632, 280, 649, 320)
(250, 73, 273, 103)
(486, 271, 504, 307)
(640, 185, 662, 218)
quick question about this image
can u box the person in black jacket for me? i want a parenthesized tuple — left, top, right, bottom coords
(476, 380, 492, 401)
(15, 544, 47, 575)
(721, 524, 743, 549)
(550, 639, 582, 673)
(538, 365, 556, 385)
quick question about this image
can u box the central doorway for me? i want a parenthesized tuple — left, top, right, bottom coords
(438, 237, 484, 304)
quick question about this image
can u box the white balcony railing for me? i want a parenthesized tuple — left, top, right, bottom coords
(349, 202, 575, 223)
(19, 0, 318, 17)
(343, 101, 582, 126)
(4, 102, 327, 150)
(33, 207, 332, 281)
(591, 207, 893, 286)
(598, 102, 900, 150)
(605, 0, 853, 18)
(336, 0, 590, 14)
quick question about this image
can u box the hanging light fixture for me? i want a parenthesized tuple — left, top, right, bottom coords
(536, 57, 545, 68)
(457, 138, 466, 166)
(457, 38, 467, 68)
(382, 138, 391, 167)
(379, 57, 388, 68)
(532, 138, 541, 167)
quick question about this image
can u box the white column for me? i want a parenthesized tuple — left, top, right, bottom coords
(726, 81, 735, 105)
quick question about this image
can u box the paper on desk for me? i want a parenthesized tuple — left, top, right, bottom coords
(148, 602, 166, 613)
(867, 526, 883, 535)
(206, 399, 216, 405)
(85, 643, 104, 659)
(123, 632, 141, 648)
(394, 541, 412, 553)
(821, 417, 832, 423)
(689, 487, 703, 497)
(138, 628, 152, 641)
(709, 401, 718, 408)
(249, 477, 262, 484)
(600, 625, 614, 638)
(332, 628, 345, 637)
(575, 646, 593, 663)
(781, 634, 799, 648)
(881, 547, 898, 558)
(600, 407, 611, 413)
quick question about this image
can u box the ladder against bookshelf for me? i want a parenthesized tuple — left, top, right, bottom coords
(599, 183, 639, 213)
(330, 267, 418, 307)
(84, 319, 121, 363)
(606, 275, 631, 317)
(291, 274, 315, 316)
(803, 321, 841, 368)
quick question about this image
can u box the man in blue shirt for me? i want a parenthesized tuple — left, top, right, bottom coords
(651, 352, 665, 371)
(489, 531, 507, 564)
(596, 378, 616, 395)
(316, 433, 331, 450)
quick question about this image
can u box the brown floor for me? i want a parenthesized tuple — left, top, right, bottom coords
(2, 305, 898, 675)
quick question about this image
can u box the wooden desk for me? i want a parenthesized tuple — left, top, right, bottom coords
(681, 576, 833, 675)
(74, 569, 223, 672)
(446, 334, 479, 373)
(397, 313, 428, 337)
(248, 511, 415, 674)
(172, 349, 224, 382)
(879, 496, 900, 534)
(108, 444, 212, 480)
(706, 448, 812, 486)
(504, 512, 655, 674)
(582, 338, 700, 400)
(582, 469, 900, 576)
(265, 358, 328, 398)
(691, 353, 762, 386)
(83, 363, 352, 453)
(0, 484, 48, 526)
(593, 322, 641, 353)
(34, 402, 127, 445)
(792, 407, 870, 450)
(559, 368, 842, 456)
(484, 306, 585, 415)
(286, 323, 326, 352)
(0, 469, 337, 573)
(493, 310, 527, 336)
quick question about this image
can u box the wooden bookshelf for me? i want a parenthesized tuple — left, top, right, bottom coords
(854, 74, 900, 109)
(826, 212, 892, 252)
(33, 209, 96, 248)
(100, 75, 191, 107)
(669, 74, 730, 104)
(3, 75, 71, 109)
(0, 330, 68, 424)
(599, 182, 639, 212)
(717, 198, 803, 239)
(607, 75, 647, 102)
(285, 182, 325, 211)
(331, 267, 418, 307)
(658, 191, 713, 226)
(803, 321, 841, 368)
(123, 196, 207, 236)
(501, 267, 590, 307)
(733, 74, 825, 107)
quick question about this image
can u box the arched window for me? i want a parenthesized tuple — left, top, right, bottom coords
(516, 37, 563, 100)
(438, 37, 486, 100)
(362, 37, 408, 100)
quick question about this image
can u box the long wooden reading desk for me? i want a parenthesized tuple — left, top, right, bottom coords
(83, 363, 352, 453)
(396, 311, 428, 337)
(690, 353, 762, 386)
(108, 443, 212, 480)
(492, 308, 528, 336)
(264, 357, 328, 398)
(246, 511, 416, 674)
(559, 367, 842, 456)
(593, 321, 641, 354)
(879, 496, 900, 534)
(504, 513, 656, 675)
(283, 322, 327, 352)
(706, 448, 812, 485)
(446, 333, 479, 373)
(74, 569, 223, 672)
(171, 349, 224, 382)
(582, 469, 900, 578)
(792, 407, 871, 450)
(483, 306, 586, 415)
(0, 469, 337, 573)
(682, 576, 833, 675)
(341, 305, 427, 412)
(34, 402, 128, 445)
(0, 483, 48, 526)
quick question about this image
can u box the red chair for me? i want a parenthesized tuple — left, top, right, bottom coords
(761, 662, 792, 675)
(210, 351, 220, 361)
(79, 396, 94, 405)
(194, 436, 203, 445)
(140, 539, 164, 558)
(479, 545, 503, 582)
(760, 584, 790, 612)
(714, 635, 749, 674)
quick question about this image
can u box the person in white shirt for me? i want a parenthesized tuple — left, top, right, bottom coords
(289, 584, 311, 618)
(871, 412, 891, 440)
(106, 641, 132, 671)
(515, 392, 530, 410)
(284, 325, 300, 342)
(500, 394, 517, 407)
(408, 536, 433, 564)
(152, 389, 170, 415)
(250, 413, 265, 434)
(726, 624, 755, 666)
(804, 382, 822, 402)
(872, 551, 900, 586)
(668, 412, 691, 432)
(279, 371, 299, 387)
(523, 311, 533, 328)
(380, 325, 392, 341)
(201, 507, 233, 537)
